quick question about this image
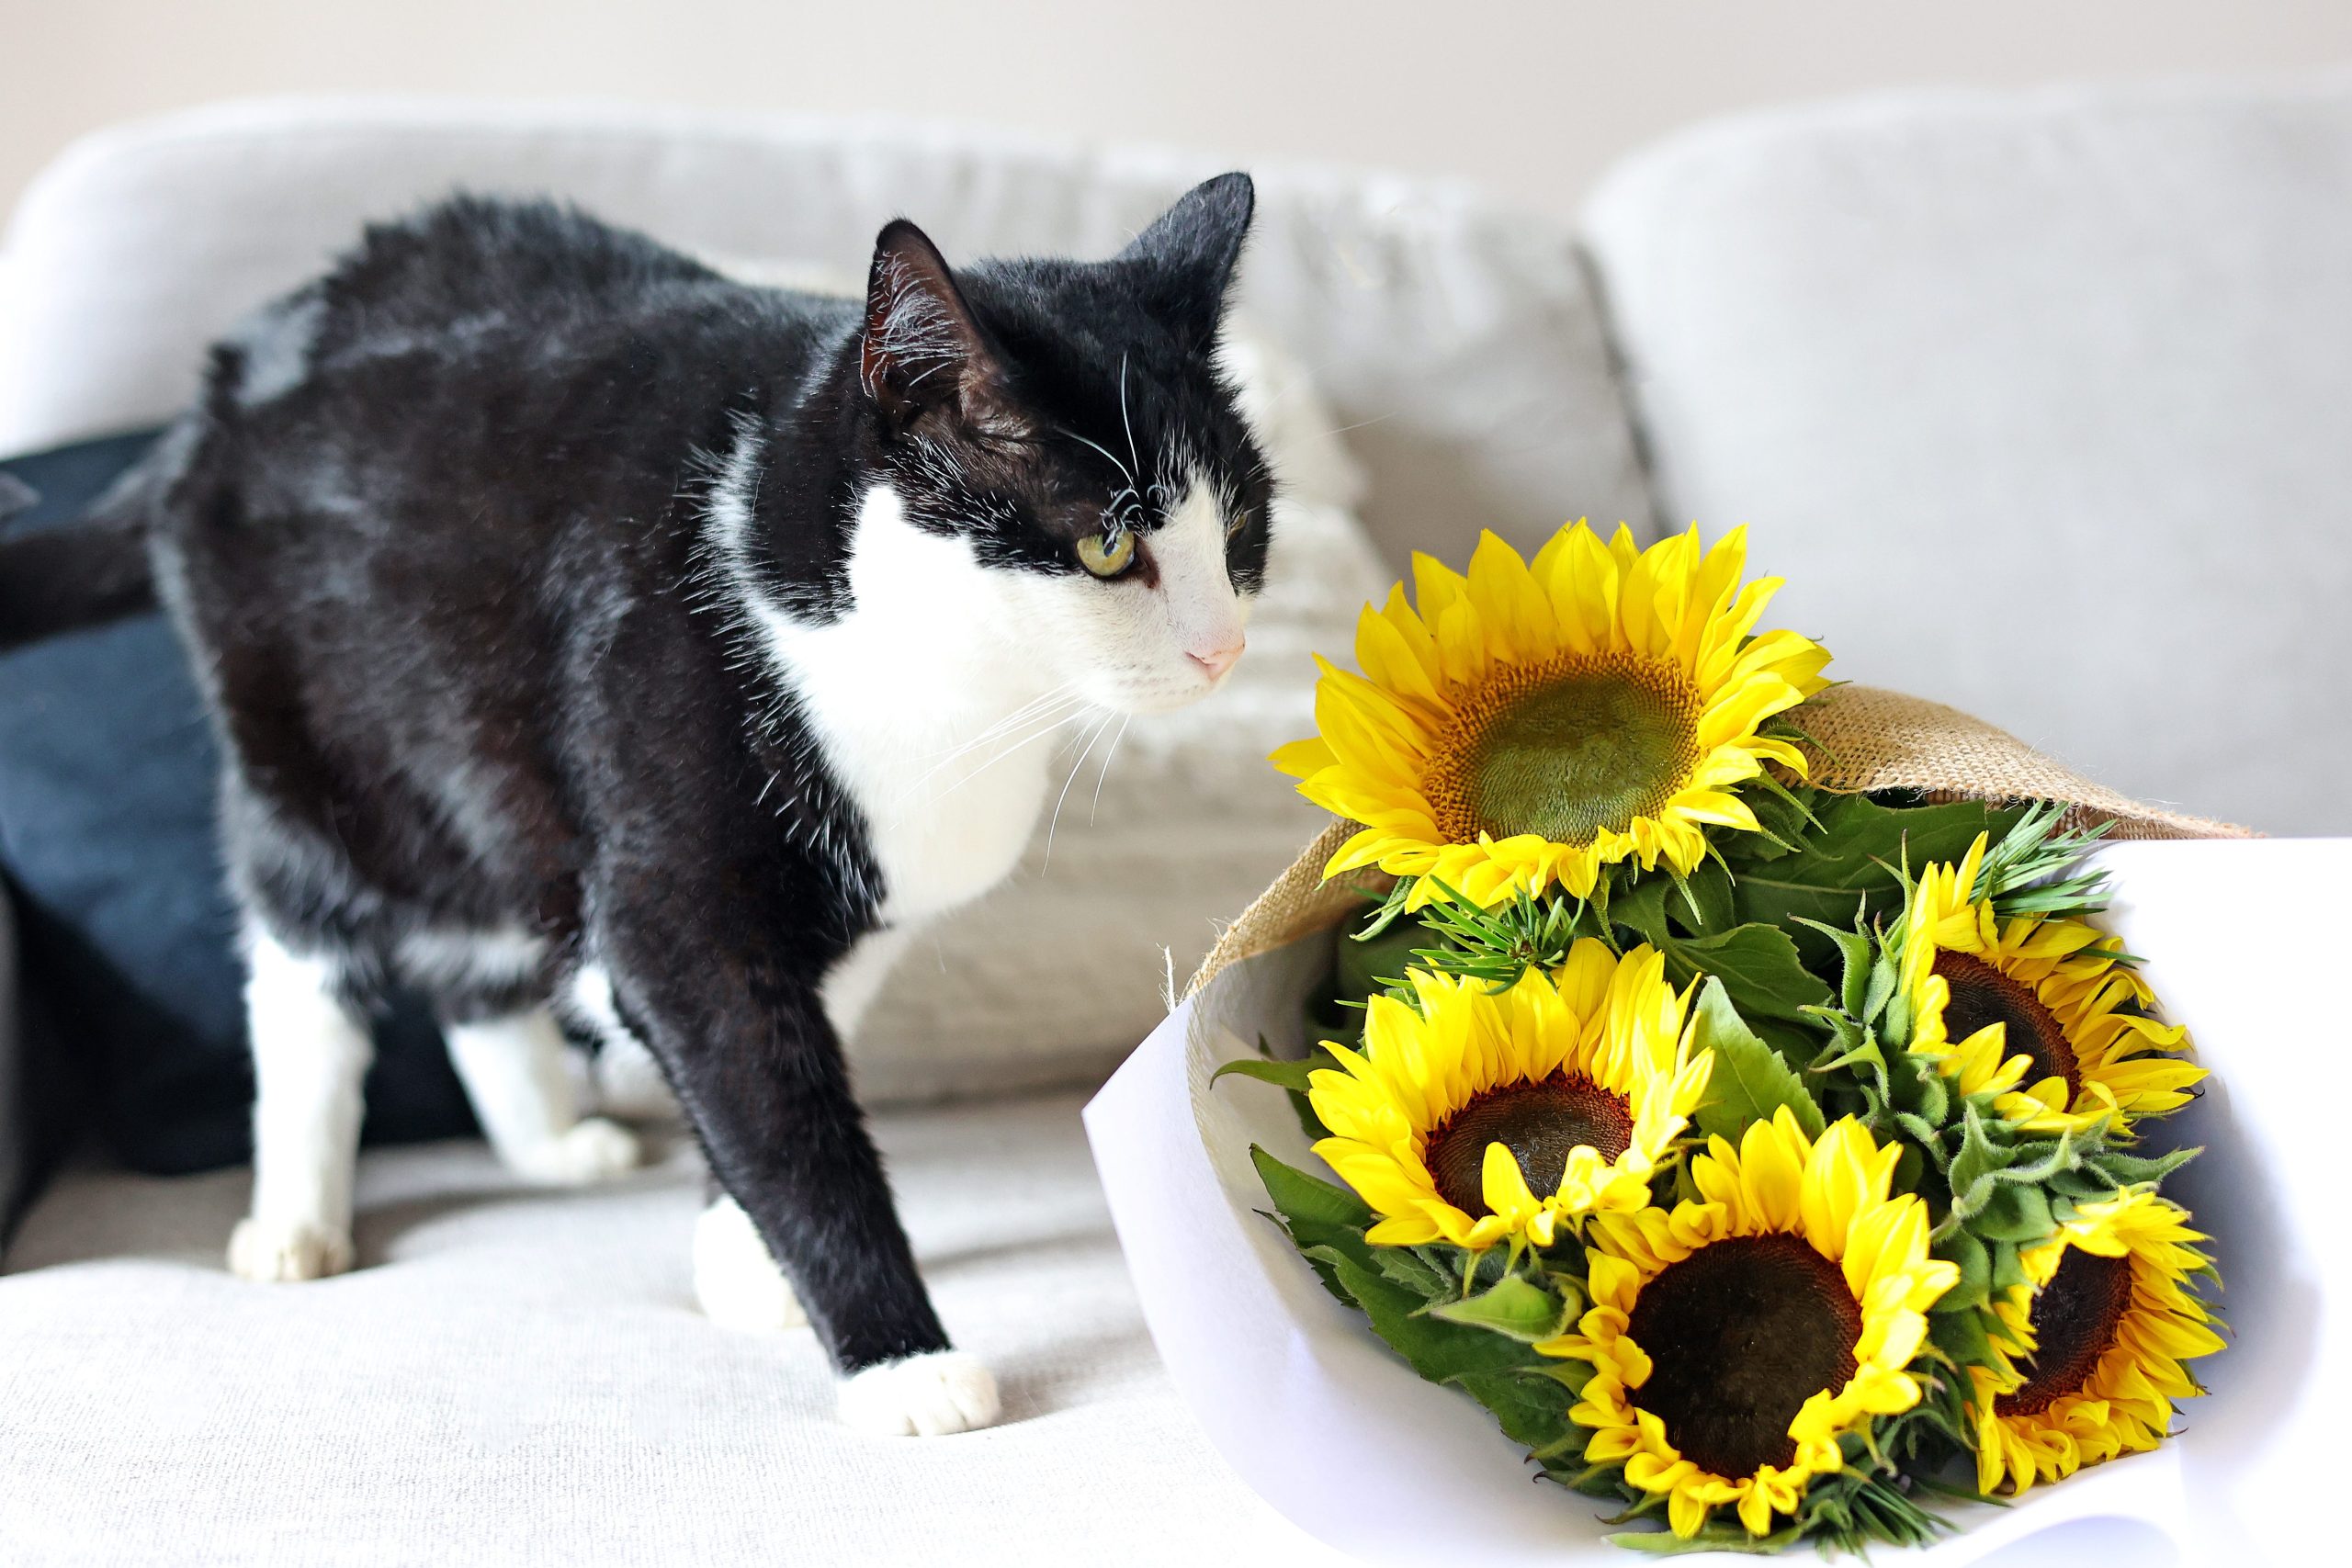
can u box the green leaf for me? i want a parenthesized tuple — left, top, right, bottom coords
(1608, 1523, 1806, 1556)
(1453, 1367, 1583, 1450)
(1291, 1244, 1361, 1308)
(1933, 1226, 1991, 1314)
(1609, 874, 1675, 950)
(1369, 1244, 1455, 1303)
(1888, 1053, 1949, 1126)
(1250, 1146, 1371, 1232)
(2084, 1145, 2200, 1188)
(1211, 1055, 1322, 1094)
(1972, 1182, 2055, 1244)
(1930, 1305, 1996, 1368)
(1672, 857, 1737, 932)
(1727, 793, 2020, 942)
(1318, 1248, 1539, 1384)
(1690, 977, 1826, 1141)
(1990, 1239, 2028, 1299)
(1894, 1111, 1944, 1150)
(1424, 1275, 1577, 1343)
(1659, 923, 1833, 1029)
(1740, 775, 1819, 859)
(1795, 916, 1876, 1018)
(1945, 1102, 2004, 1218)
(1336, 907, 1438, 1006)
(1351, 874, 1418, 941)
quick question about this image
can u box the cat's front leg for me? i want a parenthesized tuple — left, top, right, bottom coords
(594, 897, 999, 1436)
(687, 926, 914, 1335)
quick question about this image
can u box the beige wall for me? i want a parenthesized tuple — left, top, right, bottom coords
(5, 1, 2351, 224)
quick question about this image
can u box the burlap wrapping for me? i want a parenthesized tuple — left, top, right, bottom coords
(1187, 683, 2252, 997)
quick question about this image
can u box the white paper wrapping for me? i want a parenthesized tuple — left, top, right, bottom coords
(1085, 839, 2348, 1565)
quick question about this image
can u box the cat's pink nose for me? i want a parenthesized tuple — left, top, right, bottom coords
(1188, 637, 1246, 682)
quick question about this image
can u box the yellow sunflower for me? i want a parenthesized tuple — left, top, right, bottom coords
(1306, 942, 1713, 1250)
(1900, 834, 2205, 1135)
(1970, 1190, 2223, 1495)
(1540, 1111, 1959, 1540)
(1271, 522, 1832, 909)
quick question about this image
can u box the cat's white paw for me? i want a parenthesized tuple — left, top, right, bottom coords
(511, 1117, 643, 1185)
(838, 1350, 1001, 1437)
(692, 1196, 808, 1331)
(228, 1215, 353, 1282)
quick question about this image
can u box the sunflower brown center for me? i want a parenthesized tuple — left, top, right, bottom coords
(1624, 1235, 1863, 1479)
(1934, 951, 2081, 1099)
(1421, 652, 1702, 847)
(1421, 1074, 1634, 1215)
(1996, 1247, 2134, 1417)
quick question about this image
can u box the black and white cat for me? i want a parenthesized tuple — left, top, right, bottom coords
(6, 175, 1271, 1436)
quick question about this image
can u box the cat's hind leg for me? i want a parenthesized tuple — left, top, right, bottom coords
(229, 926, 372, 1282)
(443, 1004, 643, 1184)
(402, 927, 643, 1183)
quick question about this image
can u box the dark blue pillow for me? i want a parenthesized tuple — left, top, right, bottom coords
(0, 433, 475, 1177)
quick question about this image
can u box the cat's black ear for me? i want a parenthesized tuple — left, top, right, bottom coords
(1120, 173, 1255, 345)
(861, 220, 1006, 432)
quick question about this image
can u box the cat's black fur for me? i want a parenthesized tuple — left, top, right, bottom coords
(19, 179, 1267, 1379)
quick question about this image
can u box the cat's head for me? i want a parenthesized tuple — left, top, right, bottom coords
(854, 174, 1271, 716)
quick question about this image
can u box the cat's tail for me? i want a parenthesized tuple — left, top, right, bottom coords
(0, 450, 164, 653)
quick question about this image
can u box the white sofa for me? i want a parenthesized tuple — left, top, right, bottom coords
(4, 82, 2346, 1564)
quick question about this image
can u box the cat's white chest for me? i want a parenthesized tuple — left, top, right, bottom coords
(820, 694, 1054, 921)
(733, 483, 1060, 924)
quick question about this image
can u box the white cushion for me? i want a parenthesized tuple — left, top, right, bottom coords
(0, 1092, 1348, 1566)
(1582, 75, 2352, 834)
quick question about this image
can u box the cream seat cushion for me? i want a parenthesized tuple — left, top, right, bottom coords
(0, 1091, 1350, 1566)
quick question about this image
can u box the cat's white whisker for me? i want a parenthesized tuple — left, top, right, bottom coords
(1041, 711, 1116, 870)
(894, 698, 1094, 807)
(1118, 353, 1142, 483)
(1057, 426, 1135, 490)
(1087, 716, 1131, 822)
(888, 685, 1091, 801)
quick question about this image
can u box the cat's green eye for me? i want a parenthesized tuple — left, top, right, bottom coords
(1076, 529, 1136, 578)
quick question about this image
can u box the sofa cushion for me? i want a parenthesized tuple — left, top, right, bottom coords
(1580, 76, 2352, 834)
(0, 434, 481, 1176)
(0, 96, 1655, 570)
(0, 1090, 1345, 1565)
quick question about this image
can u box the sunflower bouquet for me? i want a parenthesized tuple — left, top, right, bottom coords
(1216, 522, 2224, 1554)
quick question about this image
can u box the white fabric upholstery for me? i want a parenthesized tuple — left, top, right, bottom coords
(1581, 75, 2352, 834)
(0, 1092, 1347, 1566)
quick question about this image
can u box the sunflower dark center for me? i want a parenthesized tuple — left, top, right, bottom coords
(1423, 653, 1702, 846)
(1934, 950, 2082, 1099)
(1624, 1235, 1864, 1479)
(1421, 1074, 1634, 1215)
(1996, 1247, 2134, 1418)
